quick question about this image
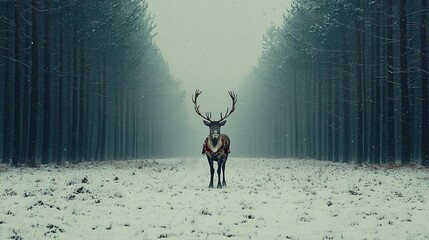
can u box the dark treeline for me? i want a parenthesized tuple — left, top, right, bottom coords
(231, 0, 428, 166)
(1, 0, 189, 167)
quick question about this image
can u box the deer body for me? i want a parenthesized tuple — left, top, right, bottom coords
(203, 134, 230, 161)
(192, 90, 237, 188)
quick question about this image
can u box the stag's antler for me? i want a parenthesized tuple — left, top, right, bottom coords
(219, 91, 237, 122)
(192, 89, 212, 122)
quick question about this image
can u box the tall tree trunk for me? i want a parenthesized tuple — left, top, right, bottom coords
(421, 0, 429, 166)
(132, 88, 137, 159)
(385, 0, 395, 163)
(361, 0, 368, 162)
(22, 9, 31, 162)
(121, 87, 126, 159)
(342, 29, 351, 163)
(114, 90, 119, 160)
(327, 66, 333, 161)
(78, 40, 86, 162)
(28, 0, 39, 167)
(67, 45, 73, 161)
(84, 52, 90, 160)
(100, 56, 107, 161)
(355, 3, 364, 164)
(334, 70, 340, 162)
(125, 95, 131, 159)
(95, 73, 103, 161)
(370, 0, 382, 164)
(71, 20, 79, 162)
(306, 73, 312, 158)
(12, 1, 21, 167)
(311, 68, 317, 159)
(134, 99, 139, 158)
(399, 0, 410, 164)
(294, 74, 299, 157)
(318, 70, 323, 160)
(42, 0, 51, 164)
(56, 11, 64, 166)
(2, 3, 12, 164)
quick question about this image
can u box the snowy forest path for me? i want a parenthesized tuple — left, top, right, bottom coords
(1, 158, 429, 239)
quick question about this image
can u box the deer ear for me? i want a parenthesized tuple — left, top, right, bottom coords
(203, 120, 210, 126)
(219, 120, 226, 126)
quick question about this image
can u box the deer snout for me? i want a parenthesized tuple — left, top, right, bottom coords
(212, 130, 219, 139)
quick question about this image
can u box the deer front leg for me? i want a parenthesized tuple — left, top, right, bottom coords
(217, 159, 223, 188)
(208, 158, 214, 188)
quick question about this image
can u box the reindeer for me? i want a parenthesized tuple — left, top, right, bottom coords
(192, 89, 237, 188)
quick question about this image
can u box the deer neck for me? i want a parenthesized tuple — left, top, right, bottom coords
(207, 135, 223, 153)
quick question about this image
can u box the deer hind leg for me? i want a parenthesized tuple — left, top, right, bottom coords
(208, 157, 214, 188)
(222, 156, 227, 187)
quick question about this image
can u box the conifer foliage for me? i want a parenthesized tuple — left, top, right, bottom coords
(231, 0, 429, 165)
(0, 0, 188, 166)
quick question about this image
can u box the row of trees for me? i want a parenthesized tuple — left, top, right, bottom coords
(231, 0, 429, 166)
(1, 0, 190, 167)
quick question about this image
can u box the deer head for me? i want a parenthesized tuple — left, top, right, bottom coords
(192, 89, 237, 140)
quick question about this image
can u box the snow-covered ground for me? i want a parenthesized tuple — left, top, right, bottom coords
(1, 158, 429, 240)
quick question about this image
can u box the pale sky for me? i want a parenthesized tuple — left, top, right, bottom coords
(146, 0, 292, 136)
